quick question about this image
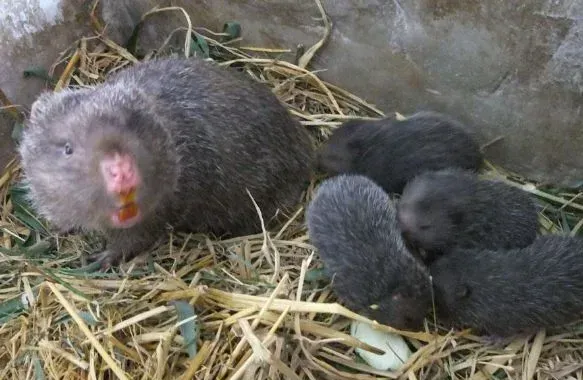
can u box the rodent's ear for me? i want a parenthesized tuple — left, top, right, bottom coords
(346, 137, 364, 153)
(391, 291, 413, 304)
(339, 120, 368, 150)
(449, 210, 464, 226)
(339, 119, 364, 129)
(29, 89, 84, 123)
(29, 91, 58, 121)
(455, 284, 471, 299)
(314, 149, 329, 172)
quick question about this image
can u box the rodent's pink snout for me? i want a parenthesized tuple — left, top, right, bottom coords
(100, 153, 140, 194)
(396, 207, 414, 233)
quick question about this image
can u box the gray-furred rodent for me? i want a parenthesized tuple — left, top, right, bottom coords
(430, 235, 583, 337)
(397, 168, 538, 262)
(316, 111, 483, 195)
(18, 57, 314, 268)
(306, 174, 432, 331)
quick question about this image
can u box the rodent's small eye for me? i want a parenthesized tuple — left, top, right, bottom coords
(450, 211, 464, 225)
(456, 285, 471, 299)
(64, 143, 73, 156)
(419, 224, 431, 231)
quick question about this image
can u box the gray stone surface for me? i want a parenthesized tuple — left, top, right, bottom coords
(0, 0, 93, 171)
(2, 0, 583, 186)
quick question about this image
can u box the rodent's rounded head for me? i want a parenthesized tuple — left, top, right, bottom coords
(316, 120, 378, 174)
(429, 250, 473, 323)
(360, 246, 433, 331)
(398, 169, 474, 251)
(370, 298, 429, 331)
(18, 88, 174, 232)
(364, 280, 433, 331)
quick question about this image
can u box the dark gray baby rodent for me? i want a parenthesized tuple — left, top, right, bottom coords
(18, 57, 314, 267)
(306, 174, 432, 331)
(430, 235, 583, 337)
(316, 111, 483, 195)
(397, 168, 538, 262)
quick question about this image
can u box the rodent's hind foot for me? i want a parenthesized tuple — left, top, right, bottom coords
(86, 249, 121, 271)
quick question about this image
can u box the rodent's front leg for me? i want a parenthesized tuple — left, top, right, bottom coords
(88, 223, 166, 269)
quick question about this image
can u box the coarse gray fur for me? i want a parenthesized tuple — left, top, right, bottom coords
(316, 111, 483, 195)
(397, 168, 538, 262)
(430, 235, 583, 337)
(306, 174, 432, 330)
(18, 56, 315, 267)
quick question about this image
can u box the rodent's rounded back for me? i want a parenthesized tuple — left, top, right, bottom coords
(316, 111, 483, 195)
(308, 174, 399, 243)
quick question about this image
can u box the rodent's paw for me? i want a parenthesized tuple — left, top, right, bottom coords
(86, 250, 121, 271)
(479, 333, 516, 348)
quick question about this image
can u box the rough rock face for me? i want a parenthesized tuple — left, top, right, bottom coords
(0, 0, 93, 170)
(2, 0, 583, 187)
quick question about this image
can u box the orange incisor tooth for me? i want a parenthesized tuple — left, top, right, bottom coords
(119, 189, 136, 204)
(117, 189, 138, 221)
(118, 203, 138, 222)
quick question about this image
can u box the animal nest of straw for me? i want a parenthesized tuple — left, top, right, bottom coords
(1, 5, 583, 380)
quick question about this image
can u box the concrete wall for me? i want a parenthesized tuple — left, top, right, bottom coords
(2, 0, 582, 187)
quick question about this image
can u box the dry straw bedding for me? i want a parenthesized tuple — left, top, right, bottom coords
(1, 3, 583, 380)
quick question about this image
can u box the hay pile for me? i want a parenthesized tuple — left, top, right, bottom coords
(1, 5, 583, 380)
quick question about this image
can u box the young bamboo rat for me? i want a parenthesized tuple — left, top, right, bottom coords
(306, 174, 432, 331)
(316, 111, 483, 195)
(430, 235, 583, 337)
